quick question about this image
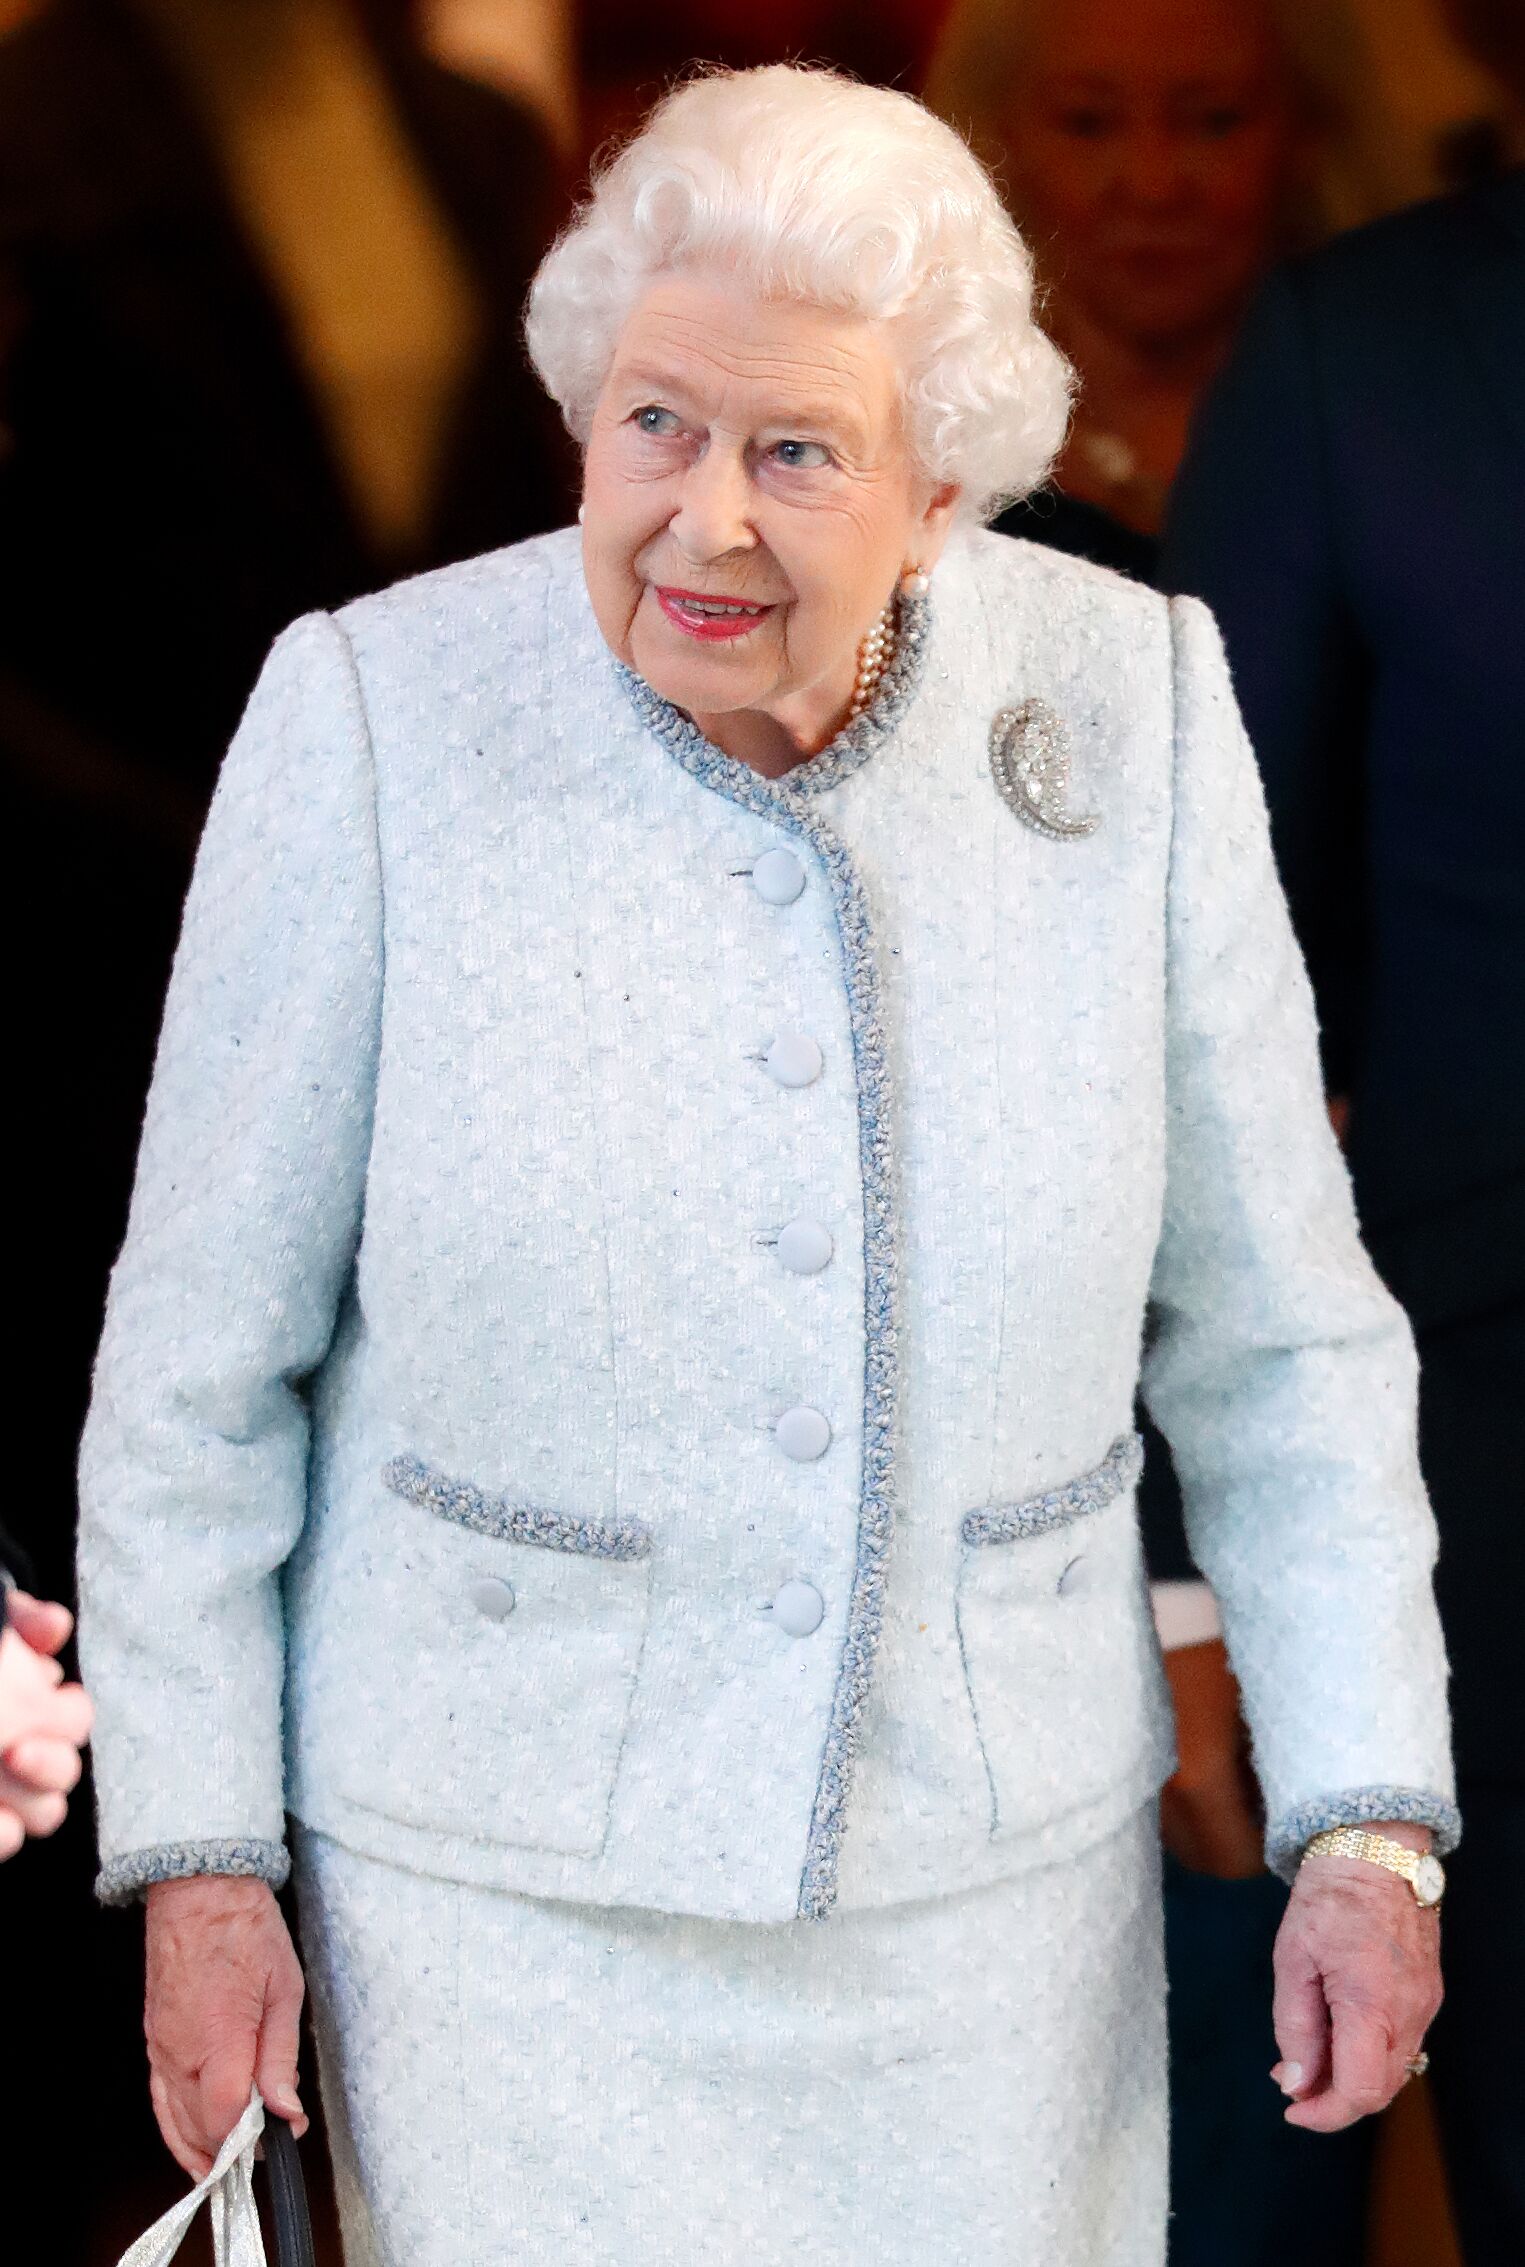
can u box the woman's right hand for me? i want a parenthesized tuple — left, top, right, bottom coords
(145, 1876, 310, 2177)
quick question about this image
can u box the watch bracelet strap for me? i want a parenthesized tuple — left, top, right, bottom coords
(1301, 1826, 1421, 1884)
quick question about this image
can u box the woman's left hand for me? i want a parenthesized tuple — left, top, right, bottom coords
(1269, 1825, 1442, 2131)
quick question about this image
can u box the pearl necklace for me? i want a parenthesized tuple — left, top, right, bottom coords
(846, 596, 898, 722)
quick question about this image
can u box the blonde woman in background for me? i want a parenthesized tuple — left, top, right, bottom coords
(924, 6, 1421, 2262)
(925, 0, 1405, 556)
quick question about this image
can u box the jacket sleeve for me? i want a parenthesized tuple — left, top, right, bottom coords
(75, 613, 383, 1905)
(1139, 594, 1457, 1880)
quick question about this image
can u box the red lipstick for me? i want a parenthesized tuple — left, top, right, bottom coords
(654, 586, 776, 641)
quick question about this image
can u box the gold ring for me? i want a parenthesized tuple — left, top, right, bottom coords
(1405, 2052, 1430, 2080)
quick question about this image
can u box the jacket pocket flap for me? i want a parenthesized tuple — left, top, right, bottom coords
(383, 1453, 654, 1561)
(961, 1432, 1143, 1547)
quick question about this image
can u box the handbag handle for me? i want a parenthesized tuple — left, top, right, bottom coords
(259, 2118, 316, 2267)
(114, 2094, 268, 2267)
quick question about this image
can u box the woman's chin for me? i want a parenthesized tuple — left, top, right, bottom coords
(632, 636, 769, 720)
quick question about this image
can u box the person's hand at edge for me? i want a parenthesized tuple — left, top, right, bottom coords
(5, 1589, 75, 1658)
(0, 1619, 93, 1856)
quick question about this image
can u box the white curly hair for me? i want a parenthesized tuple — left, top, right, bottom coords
(523, 63, 1074, 527)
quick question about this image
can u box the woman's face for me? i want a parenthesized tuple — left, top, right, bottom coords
(1005, 0, 1298, 347)
(580, 270, 957, 736)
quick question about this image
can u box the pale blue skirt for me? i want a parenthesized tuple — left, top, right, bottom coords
(292, 1803, 1166, 2265)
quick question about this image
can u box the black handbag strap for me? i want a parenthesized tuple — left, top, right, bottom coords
(259, 2119, 316, 2267)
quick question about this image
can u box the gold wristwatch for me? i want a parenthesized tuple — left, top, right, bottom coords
(1301, 1827, 1446, 1907)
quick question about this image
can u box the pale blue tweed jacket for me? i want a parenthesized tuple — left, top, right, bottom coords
(77, 524, 1457, 1924)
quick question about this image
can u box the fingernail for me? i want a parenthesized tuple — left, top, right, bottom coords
(272, 2085, 302, 2115)
(1272, 2061, 1304, 2095)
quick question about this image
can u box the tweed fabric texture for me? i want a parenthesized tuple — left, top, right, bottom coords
(293, 1805, 1169, 2266)
(77, 522, 1456, 1924)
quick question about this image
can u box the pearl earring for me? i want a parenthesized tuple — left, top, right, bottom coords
(577, 503, 586, 524)
(900, 563, 930, 599)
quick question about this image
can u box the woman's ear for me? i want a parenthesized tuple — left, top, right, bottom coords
(915, 480, 964, 567)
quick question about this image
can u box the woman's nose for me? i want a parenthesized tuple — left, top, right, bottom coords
(667, 444, 756, 561)
(1114, 125, 1193, 210)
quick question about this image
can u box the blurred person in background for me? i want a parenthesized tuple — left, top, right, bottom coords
(574, 0, 954, 161)
(923, 5, 1411, 2258)
(1164, 116, 1525, 2267)
(0, 0, 571, 844)
(423, 0, 579, 157)
(1430, 0, 1525, 185)
(0, 0, 573, 2242)
(924, 0, 1402, 568)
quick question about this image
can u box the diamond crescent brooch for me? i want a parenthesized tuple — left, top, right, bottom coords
(989, 700, 1100, 841)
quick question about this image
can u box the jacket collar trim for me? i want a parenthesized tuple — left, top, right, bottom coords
(784, 800, 899, 1920)
(612, 595, 928, 1920)
(611, 580, 932, 810)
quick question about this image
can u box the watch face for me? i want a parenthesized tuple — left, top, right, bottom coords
(1414, 1854, 1445, 1906)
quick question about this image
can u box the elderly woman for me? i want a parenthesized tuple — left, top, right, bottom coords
(77, 64, 1454, 2266)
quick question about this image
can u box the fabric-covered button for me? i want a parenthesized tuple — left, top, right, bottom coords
(765, 1033, 823, 1087)
(775, 1405, 832, 1460)
(771, 1578, 825, 1637)
(752, 848, 806, 905)
(473, 1576, 516, 1621)
(777, 1218, 834, 1274)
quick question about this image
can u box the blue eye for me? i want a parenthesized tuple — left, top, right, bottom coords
(634, 405, 680, 436)
(772, 439, 831, 470)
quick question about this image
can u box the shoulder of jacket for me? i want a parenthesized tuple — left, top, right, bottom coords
(953, 527, 1171, 702)
(333, 525, 581, 647)
(958, 524, 1167, 628)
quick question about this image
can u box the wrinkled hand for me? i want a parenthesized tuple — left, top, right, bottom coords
(1158, 1638, 1265, 1879)
(0, 1604, 94, 1859)
(1270, 1826, 1442, 2131)
(145, 1876, 310, 2177)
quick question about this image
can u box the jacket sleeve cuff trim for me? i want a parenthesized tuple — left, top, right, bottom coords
(1265, 1786, 1461, 1883)
(95, 1837, 291, 1908)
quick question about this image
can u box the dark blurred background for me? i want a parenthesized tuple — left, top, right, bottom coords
(1, 1, 1519, 2258)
